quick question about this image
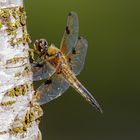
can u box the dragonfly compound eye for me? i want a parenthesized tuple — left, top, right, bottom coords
(34, 39, 48, 54)
(39, 39, 48, 50)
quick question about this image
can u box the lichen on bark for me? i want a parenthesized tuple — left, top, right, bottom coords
(0, 0, 43, 140)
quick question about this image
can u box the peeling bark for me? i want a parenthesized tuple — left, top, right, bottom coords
(0, 0, 42, 140)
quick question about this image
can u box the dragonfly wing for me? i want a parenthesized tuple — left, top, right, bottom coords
(31, 61, 55, 81)
(60, 11, 79, 55)
(36, 73, 69, 105)
(67, 36, 88, 76)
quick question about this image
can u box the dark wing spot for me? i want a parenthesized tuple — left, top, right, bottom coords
(78, 36, 81, 40)
(72, 48, 76, 54)
(68, 57, 72, 62)
(35, 63, 44, 67)
(66, 26, 70, 34)
(45, 79, 52, 85)
(68, 12, 72, 16)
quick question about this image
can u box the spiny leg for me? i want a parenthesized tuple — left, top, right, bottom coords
(28, 41, 54, 81)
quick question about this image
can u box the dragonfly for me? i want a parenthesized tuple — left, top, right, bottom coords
(30, 11, 103, 113)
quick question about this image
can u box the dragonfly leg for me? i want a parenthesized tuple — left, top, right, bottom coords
(28, 48, 35, 63)
(45, 55, 56, 61)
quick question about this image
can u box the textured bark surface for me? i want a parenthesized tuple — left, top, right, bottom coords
(0, 0, 42, 140)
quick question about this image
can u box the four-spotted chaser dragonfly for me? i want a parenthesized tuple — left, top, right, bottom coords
(30, 12, 102, 113)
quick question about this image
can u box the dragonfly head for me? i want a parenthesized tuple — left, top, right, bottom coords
(34, 39, 48, 55)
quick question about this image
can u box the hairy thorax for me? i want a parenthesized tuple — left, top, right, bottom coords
(46, 46, 68, 74)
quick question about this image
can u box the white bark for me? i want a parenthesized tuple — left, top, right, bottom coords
(0, 0, 42, 140)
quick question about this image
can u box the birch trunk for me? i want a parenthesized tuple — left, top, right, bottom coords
(0, 0, 43, 140)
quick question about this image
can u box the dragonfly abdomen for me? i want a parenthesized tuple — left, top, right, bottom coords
(62, 64, 103, 113)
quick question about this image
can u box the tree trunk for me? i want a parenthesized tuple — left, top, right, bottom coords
(0, 0, 43, 140)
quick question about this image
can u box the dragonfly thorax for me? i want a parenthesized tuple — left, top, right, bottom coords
(47, 44, 60, 57)
(45, 44, 69, 73)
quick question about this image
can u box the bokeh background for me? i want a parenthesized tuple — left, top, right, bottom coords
(24, 0, 140, 140)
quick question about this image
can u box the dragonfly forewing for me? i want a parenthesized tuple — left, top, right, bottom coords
(60, 11, 79, 55)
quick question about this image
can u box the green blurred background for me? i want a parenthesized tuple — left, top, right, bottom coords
(24, 0, 140, 140)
